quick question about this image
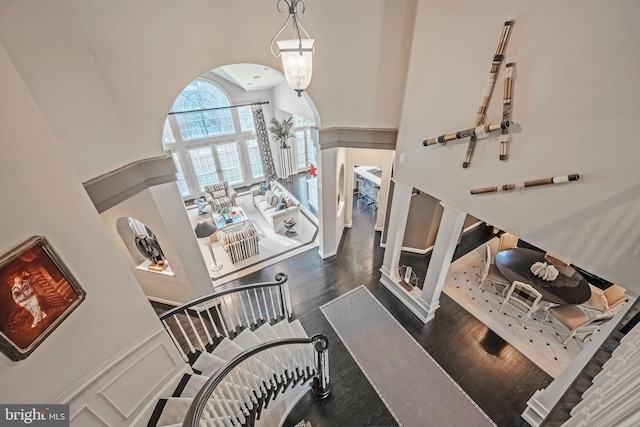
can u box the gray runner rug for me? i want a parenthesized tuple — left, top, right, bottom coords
(321, 286, 496, 427)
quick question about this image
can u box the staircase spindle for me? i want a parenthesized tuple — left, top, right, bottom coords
(276, 285, 284, 319)
(214, 303, 229, 337)
(283, 282, 292, 318)
(173, 314, 197, 354)
(260, 288, 271, 322)
(224, 380, 246, 424)
(184, 308, 205, 351)
(219, 381, 239, 425)
(268, 287, 277, 321)
(162, 319, 188, 362)
(196, 308, 214, 346)
(204, 300, 222, 338)
(245, 290, 257, 326)
(253, 288, 264, 321)
(221, 296, 238, 335)
(229, 294, 243, 333)
(238, 292, 251, 329)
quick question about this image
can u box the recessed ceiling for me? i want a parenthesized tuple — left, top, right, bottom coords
(213, 64, 285, 92)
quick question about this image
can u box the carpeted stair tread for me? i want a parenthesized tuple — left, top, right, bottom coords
(192, 352, 227, 376)
(180, 374, 210, 398)
(211, 337, 245, 362)
(289, 319, 309, 339)
(253, 322, 281, 343)
(272, 319, 297, 339)
(156, 397, 193, 427)
(233, 328, 264, 350)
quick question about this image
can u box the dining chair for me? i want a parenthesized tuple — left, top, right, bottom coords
(547, 304, 615, 345)
(497, 232, 519, 252)
(500, 281, 543, 326)
(580, 284, 627, 316)
(479, 244, 511, 296)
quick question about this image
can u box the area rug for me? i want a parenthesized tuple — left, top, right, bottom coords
(188, 192, 319, 285)
(442, 238, 586, 378)
(321, 286, 496, 427)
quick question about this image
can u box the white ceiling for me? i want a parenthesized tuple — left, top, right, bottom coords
(213, 64, 285, 92)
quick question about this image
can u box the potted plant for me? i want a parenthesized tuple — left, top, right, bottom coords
(269, 117, 294, 149)
(269, 117, 295, 181)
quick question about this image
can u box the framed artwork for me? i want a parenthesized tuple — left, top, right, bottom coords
(0, 236, 85, 361)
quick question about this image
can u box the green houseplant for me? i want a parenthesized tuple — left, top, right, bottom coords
(269, 117, 294, 149)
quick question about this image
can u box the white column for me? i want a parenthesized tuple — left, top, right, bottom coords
(419, 202, 467, 322)
(379, 180, 431, 321)
(317, 144, 338, 258)
(381, 180, 412, 274)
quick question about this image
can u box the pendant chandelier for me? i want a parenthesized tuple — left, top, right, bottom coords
(270, 0, 314, 97)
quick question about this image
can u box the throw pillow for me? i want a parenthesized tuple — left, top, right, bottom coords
(212, 189, 227, 198)
(266, 193, 280, 207)
(275, 197, 287, 212)
(284, 196, 293, 208)
(259, 181, 271, 195)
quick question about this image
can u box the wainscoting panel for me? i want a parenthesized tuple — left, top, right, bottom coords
(98, 342, 177, 418)
(66, 327, 186, 425)
(72, 406, 110, 427)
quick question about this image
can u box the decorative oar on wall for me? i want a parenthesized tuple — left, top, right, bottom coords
(422, 21, 516, 168)
(470, 174, 580, 195)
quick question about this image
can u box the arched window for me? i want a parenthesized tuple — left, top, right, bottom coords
(171, 80, 235, 140)
(163, 79, 263, 199)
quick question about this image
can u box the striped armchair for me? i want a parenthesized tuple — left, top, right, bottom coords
(204, 182, 238, 212)
(218, 224, 260, 263)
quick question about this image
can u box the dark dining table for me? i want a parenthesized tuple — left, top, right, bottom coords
(495, 248, 591, 305)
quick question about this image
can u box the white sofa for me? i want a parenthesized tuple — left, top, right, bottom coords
(251, 181, 301, 233)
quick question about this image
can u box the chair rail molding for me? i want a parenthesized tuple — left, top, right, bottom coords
(83, 155, 177, 213)
(318, 127, 397, 151)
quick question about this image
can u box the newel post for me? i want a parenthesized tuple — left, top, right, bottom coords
(311, 336, 330, 399)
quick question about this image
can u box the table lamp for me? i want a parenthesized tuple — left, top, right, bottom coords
(194, 219, 223, 271)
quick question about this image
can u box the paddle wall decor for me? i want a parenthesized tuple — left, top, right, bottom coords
(422, 20, 516, 168)
(470, 173, 580, 195)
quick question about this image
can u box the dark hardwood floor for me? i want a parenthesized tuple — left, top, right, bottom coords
(197, 174, 551, 427)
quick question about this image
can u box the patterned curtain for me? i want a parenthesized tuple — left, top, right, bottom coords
(252, 105, 278, 182)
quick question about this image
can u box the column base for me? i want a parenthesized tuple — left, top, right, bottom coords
(380, 267, 432, 323)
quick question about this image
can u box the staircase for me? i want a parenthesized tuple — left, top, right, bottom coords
(147, 273, 329, 427)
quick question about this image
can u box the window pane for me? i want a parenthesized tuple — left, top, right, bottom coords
(296, 130, 306, 169)
(306, 129, 316, 164)
(187, 146, 219, 191)
(294, 115, 315, 127)
(246, 139, 264, 179)
(237, 106, 255, 131)
(215, 142, 243, 185)
(170, 151, 190, 197)
(175, 110, 235, 140)
(162, 119, 175, 143)
(172, 79, 235, 140)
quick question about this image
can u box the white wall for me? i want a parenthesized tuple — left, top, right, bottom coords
(100, 184, 215, 305)
(0, 0, 415, 182)
(396, 0, 640, 292)
(0, 42, 184, 422)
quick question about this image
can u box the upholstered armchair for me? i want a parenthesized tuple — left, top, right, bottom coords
(218, 224, 260, 263)
(204, 182, 238, 212)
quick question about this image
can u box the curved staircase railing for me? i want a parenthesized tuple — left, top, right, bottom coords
(159, 273, 292, 362)
(183, 335, 330, 427)
(156, 273, 330, 427)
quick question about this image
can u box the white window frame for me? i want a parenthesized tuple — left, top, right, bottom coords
(163, 79, 265, 199)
